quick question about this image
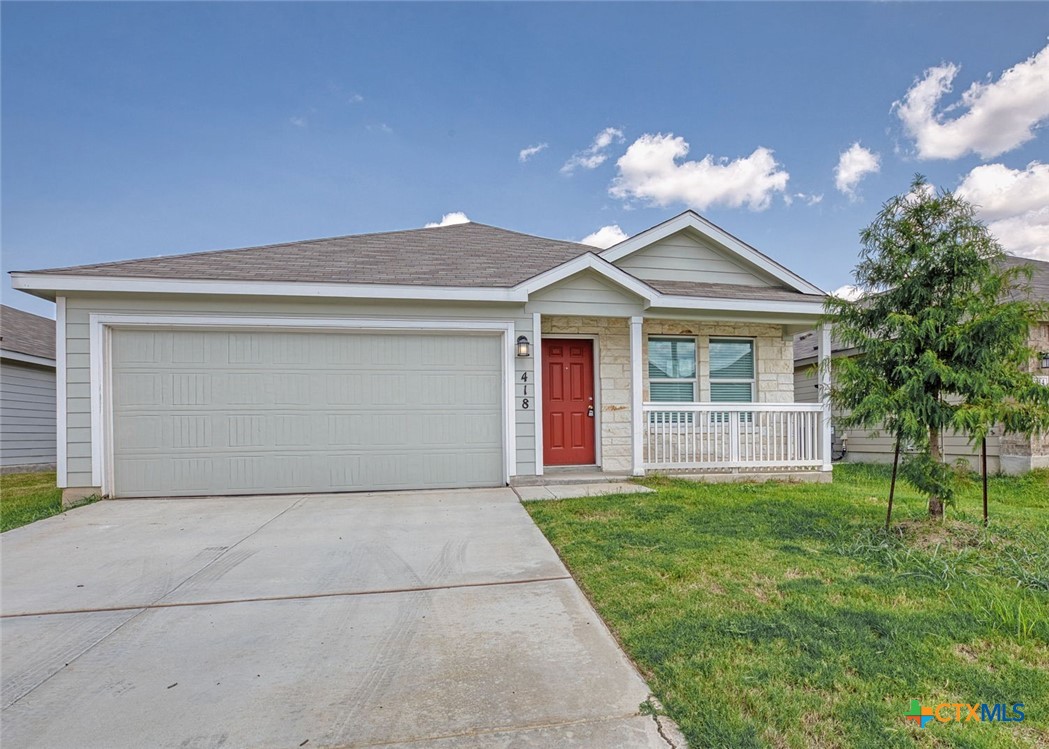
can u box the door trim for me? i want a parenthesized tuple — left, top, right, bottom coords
(540, 334, 601, 468)
(88, 314, 517, 496)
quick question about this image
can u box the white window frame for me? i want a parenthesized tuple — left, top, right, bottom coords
(708, 337, 756, 403)
(708, 337, 756, 425)
(647, 335, 698, 403)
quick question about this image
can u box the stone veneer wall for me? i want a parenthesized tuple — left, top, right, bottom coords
(643, 320, 794, 403)
(540, 316, 793, 473)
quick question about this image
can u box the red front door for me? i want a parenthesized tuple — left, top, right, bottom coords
(542, 338, 596, 466)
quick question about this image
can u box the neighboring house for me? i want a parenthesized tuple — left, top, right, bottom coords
(11, 211, 833, 503)
(1, 305, 57, 473)
(794, 256, 1049, 475)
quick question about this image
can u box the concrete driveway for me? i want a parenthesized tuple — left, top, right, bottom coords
(1, 488, 677, 748)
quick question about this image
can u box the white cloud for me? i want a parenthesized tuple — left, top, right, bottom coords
(518, 143, 548, 163)
(956, 161, 1049, 259)
(367, 122, 393, 134)
(561, 127, 624, 174)
(290, 116, 307, 128)
(834, 143, 880, 197)
(785, 192, 823, 207)
(424, 211, 471, 228)
(580, 224, 629, 249)
(894, 42, 1049, 160)
(348, 93, 364, 103)
(609, 133, 789, 211)
(831, 284, 866, 301)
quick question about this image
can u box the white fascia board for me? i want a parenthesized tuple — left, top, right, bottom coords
(515, 253, 659, 302)
(599, 212, 826, 296)
(0, 349, 57, 368)
(10, 273, 526, 303)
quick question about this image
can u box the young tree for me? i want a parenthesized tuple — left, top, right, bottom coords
(826, 176, 1049, 519)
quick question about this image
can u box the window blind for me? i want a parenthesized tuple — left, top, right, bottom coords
(650, 381, 696, 402)
(648, 339, 696, 379)
(709, 340, 754, 379)
(710, 382, 754, 402)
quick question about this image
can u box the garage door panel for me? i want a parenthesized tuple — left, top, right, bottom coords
(110, 330, 504, 497)
(114, 373, 163, 407)
(173, 416, 212, 449)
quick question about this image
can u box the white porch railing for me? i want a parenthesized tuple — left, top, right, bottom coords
(642, 402, 826, 471)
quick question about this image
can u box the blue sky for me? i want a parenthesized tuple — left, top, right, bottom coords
(3, 2, 1048, 317)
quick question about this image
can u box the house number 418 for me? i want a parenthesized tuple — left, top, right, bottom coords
(520, 372, 529, 408)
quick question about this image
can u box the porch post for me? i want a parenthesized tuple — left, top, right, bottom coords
(532, 312, 543, 476)
(818, 323, 833, 472)
(630, 315, 645, 476)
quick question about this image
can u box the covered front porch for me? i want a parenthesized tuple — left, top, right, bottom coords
(528, 312, 833, 480)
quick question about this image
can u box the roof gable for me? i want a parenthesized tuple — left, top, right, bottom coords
(600, 211, 824, 295)
(525, 268, 647, 316)
(612, 228, 779, 287)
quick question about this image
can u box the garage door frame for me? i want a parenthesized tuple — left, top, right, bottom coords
(88, 314, 518, 496)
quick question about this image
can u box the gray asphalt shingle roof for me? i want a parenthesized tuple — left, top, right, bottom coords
(17, 219, 826, 303)
(23, 222, 594, 289)
(646, 279, 825, 302)
(0, 305, 56, 361)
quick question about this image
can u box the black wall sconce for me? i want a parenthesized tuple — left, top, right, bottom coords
(516, 335, 532, 357)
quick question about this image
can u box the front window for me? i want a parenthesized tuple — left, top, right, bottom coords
(648, 337, 697, 402)
(709, 339, 755, 403)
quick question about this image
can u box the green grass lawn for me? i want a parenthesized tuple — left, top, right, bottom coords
(1, 471, 65, 532)
(526, 464, 1049, 749)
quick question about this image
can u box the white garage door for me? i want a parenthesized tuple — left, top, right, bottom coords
(109, 328, 505, 498)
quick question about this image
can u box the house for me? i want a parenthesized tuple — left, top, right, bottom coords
(10, 211, 833, 504)
(794, 256, 1049, 475)
(1, 305, 57, 473)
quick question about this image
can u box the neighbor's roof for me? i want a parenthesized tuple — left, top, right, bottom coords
(793, 254, 1049, 365)
(0, 305, 56, 361)
(20, 223, 593, 289)
(1002, 255, 1049, 303)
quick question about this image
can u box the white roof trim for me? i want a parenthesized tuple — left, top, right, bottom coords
(9, 265, 823, 317)
(1, 348, 56, 368)
(514, 252, 659, 303)
(10, 232, 823, 315)
(10, 273, 525, 303)
(599, 211, 826, 296)
(12, 252, 665, 306)
(651, 294, 825, 316)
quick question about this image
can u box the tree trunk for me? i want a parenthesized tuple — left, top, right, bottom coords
(928, 426, 944, 519)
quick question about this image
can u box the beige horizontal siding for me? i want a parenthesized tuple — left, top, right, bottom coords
(525, 271, 643, 317)
(614, 233, 776, 287)
(793, 366, 819, 404)
(795, 363, 1004, 470)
